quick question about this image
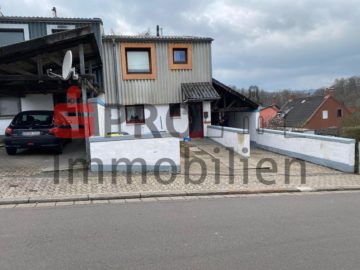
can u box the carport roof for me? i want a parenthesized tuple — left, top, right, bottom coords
(212, 78, 259, 111)
(0, 26, 102, 97)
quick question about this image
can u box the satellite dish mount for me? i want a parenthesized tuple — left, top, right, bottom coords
(47, 50, 79, 80)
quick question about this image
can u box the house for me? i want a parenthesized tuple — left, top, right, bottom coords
(0, 16, 104, 135)
(269, 90, 353, 131)
(0, 14, 259, 172)
(0, 14, 259, 141)
(101, 33, 222, 138)
(259, 105, 279, 128)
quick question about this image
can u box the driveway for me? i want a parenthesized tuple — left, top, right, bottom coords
(0, 138, 359, 200)
(0, 139, 86, 177)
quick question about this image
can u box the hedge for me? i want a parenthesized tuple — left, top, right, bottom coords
(340, 127, 360, 173)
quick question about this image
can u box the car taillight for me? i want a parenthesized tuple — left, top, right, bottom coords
(5, 127, 12, 136)
(49, 127, 59, 136)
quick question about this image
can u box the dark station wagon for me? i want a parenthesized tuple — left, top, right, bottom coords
(4, 110, 71, 155)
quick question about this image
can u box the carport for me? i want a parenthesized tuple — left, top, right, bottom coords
(211, 78, 259, 126)
(0, 26, 102, 170)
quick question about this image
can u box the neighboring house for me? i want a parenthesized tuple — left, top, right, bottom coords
(0, 16, 103, 135)
(102, 34, 221, 138)
(259, 105, 279, 128)
(269, 91, 353, 130)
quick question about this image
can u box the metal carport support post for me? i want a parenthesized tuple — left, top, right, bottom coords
(79, 43, 91, 165)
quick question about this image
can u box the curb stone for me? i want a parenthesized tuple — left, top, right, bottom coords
(28, 195, 89, 203)
(1, 187, 360, 205)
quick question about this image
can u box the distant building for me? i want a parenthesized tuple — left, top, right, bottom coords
(269, 90, 354, 131)
(259, 105, 279, 128)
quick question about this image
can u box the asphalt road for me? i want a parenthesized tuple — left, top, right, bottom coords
(1, 193, 360, 270)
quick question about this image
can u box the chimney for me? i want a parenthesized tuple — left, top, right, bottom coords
(325, 87, 335, 98)
(156, 25, 160, 37)
(52, 7, 57, 17)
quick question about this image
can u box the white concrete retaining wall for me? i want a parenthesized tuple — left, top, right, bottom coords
(89, 134, 180, 172)
(254, 129, 356, 173)
(207, 125, 250, 158)
(227, 110, 260, 143)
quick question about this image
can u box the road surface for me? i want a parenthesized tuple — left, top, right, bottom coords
(1, 192, 360, 270)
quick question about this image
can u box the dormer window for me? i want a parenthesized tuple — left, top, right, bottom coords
(169, 43, 192, 70)
(120, 43, 157, 80)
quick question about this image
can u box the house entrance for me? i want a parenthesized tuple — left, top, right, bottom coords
(188, 102, 203, 138)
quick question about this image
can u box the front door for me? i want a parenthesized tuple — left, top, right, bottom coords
(188, 102, 203, 138)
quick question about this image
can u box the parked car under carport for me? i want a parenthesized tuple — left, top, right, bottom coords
(4, 110, 72, 155)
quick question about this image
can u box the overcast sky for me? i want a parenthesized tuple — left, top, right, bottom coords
(2, 0, 360, 91)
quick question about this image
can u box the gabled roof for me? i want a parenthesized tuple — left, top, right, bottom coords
(280, 96, 325, 127)
(212, 78, 259, 110)
(182, 82, 220, 102)
(260, 105, 280, 111)
(103, 35, 213, 43)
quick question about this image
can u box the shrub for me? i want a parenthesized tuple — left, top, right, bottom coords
(340, 127, 360, 173)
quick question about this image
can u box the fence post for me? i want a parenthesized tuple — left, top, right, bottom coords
(357, 141, 359, 174)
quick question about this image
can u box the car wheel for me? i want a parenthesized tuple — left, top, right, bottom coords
(6, 148, 17, 155)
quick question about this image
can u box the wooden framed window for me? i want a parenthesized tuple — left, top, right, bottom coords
(169, 103, 181, 117)
(173, 49, 187, 64)
(120, 43, 156, 80)
(168, 43, 192, 70)
(126, 48, 151, 74)
(125, 105, 145, 124)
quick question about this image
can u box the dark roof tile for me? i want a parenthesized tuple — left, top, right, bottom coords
(182, 82, 220, 102)
(281, 96, 325, 127)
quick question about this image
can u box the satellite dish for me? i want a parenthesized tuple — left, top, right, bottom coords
(62, 50, 73, 80)
(46, 50, 78, 80)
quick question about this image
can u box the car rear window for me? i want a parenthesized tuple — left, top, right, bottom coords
(13, 112, 54, 126)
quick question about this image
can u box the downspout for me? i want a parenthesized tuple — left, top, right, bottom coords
(112, 38, 121, 132)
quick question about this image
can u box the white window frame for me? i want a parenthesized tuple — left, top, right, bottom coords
(0, 23, 30, 41)
(46, 24, 75, 35)
(322, 110, 328, 120)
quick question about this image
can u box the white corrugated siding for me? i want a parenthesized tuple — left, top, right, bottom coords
(102, 40, 212, 105)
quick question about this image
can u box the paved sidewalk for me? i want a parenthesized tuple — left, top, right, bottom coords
(0, 139, 359, 203)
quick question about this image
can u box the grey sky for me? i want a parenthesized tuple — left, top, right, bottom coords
(2, 0, 360, 91)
